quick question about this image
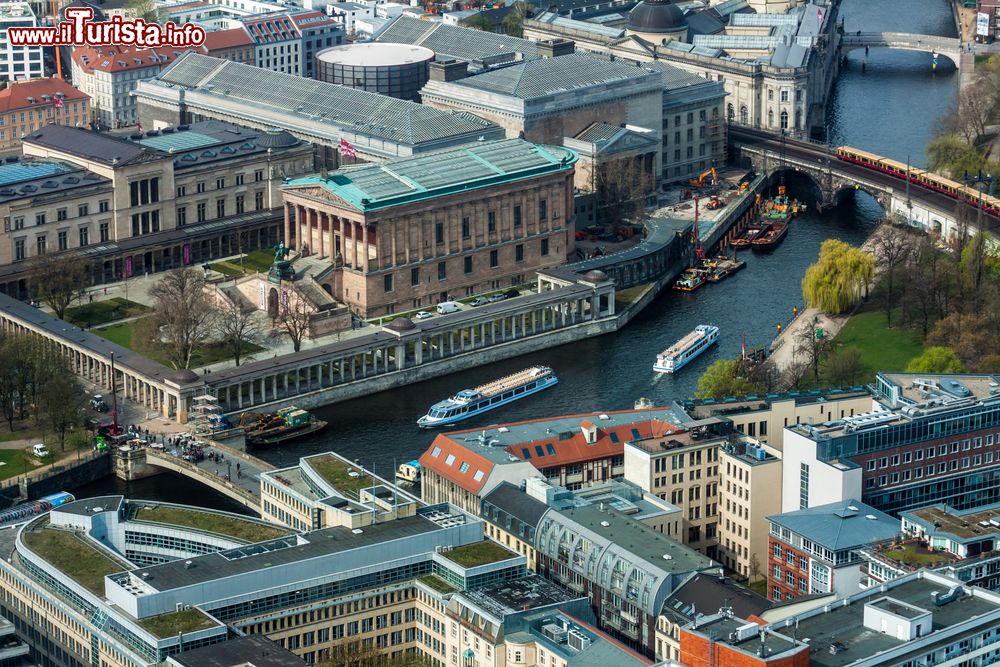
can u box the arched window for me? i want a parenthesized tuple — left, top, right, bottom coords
(780, 110, 789, 130)
(739, 106, 748, 124)
(768, 109, 774, 127)
(727, 103, 735, 122)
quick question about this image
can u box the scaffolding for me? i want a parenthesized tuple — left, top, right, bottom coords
(188, 389, 227, 435)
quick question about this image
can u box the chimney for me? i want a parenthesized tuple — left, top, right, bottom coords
(429, 59, 468, 82)
(537, 39, 575, 58)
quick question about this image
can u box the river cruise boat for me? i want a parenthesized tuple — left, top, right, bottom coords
(417, 366, 558, 428)
(653, 325, 720, 374)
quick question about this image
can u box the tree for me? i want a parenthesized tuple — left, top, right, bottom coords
(695, 359, 764, 399)
(215, 298, 264, 366)
(748, 552, 762, 583)
(824, 347, 865, 387)
(273, 293, 315, 353)
(905, 347, 966, 373)
(801, 240, 875, 314)
(26, 252, 89, 320)
(793, 317, 833, 380)
(464, 14, 493, 31)
(872, 224, 911, 326)
(124, 0, 159, 22)
(500, 1, 528, 37)
(35, 352, 84, 451)
(140, 269, 217, 369)
(593, 156, 654, 225)
(0, 338, 18, 432)
(926, 313, 998, 370)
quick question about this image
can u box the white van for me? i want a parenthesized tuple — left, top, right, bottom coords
(436, 301, 461, 315)
(31, 443, 49, 458)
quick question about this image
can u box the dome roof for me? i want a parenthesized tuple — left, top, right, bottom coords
(256, 128, 300, 149)
(170, 368, 200, 383)
(582, 269, 610, 284)
(385, 317, 416, 332)
(627, 0, 687, 34)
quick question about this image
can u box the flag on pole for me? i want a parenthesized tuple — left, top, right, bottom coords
(817, 7, 824, 21)
(53, 95, 63, 109)
(339, 138, 357, 158)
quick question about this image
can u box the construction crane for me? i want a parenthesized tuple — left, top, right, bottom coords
(689, 167, 717, 188)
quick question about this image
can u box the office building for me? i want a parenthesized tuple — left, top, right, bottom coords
(240, 11, 344, 78)
(0, 78, 90, 152)
(0, 3, 44, 82)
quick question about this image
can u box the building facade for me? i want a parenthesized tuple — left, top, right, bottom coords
(280, 138, 576, 318)
(0, 2, 44, 81)
(0, 77, 90, 152)
(240, 11, 345, 77)
(203, 26, 256, 64)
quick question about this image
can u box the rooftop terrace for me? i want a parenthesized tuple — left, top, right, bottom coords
(305, 454, 377, 499)
(21, 522, 129, 595)
(132, 505, 291, 543)
(905, 504, 1000, 541)
(457, 575, 579, 618)
(441, 540, 517, 568)
(137, 608, 218, 638)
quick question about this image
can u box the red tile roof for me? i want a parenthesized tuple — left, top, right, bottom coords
(71, 45, 204, 74)
(203, 26, 253, 51)
(418, 434, 500, 495)
(0, 77, 89, 113)
(290, 10, 340, 29)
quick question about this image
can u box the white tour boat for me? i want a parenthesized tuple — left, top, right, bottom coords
(417, 366, 558, 428)
(653, 325, 720, 374)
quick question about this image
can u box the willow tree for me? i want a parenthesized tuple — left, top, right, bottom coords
(802, 239, 875, 314)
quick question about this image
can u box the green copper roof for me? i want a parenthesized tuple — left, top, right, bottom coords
(284, 139, 577, 212)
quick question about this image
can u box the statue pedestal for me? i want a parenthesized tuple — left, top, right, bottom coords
(268, 261, 295, 283)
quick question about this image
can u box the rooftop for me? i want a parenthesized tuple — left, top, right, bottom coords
(418, 573, 459, 594)
(904, 503, 1000, 542)
(456, 575, 579, 617)
(511, 610, 653, 667)
(72, 44, 194, 74)
(22, 125, 152, 167)
(481, 482, 550, 531)
(145, 53, 501, 150)
(137, 607, 218, 638)
(875, 540, 956, 568)
(686, 615, 806, 660)
(877, 372, 1000, 408)
(202, 26, 254, 50)
(441, 539, 517, 568)
(683, 387, 870, 419)
(131, 504, 291, 543)
(0, 158, 111, 204)
(316, 42, 434, 66)
(167, 635, 306, 666)
(284, 139, 575, 212)
(21, 521, 130, 594)
(374, 14, 539, 67)
(303, 453, 377, 499)
(0, 77, 89, 113)
(662, 573, 770, 622)
(768, 500, 899, 552)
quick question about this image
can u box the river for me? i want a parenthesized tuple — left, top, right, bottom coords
(75, 0, 960, 508)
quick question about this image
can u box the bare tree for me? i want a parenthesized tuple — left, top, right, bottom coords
(273, 294, 315, 353)
(748, 552, 762, 583)
(825, 347, 865, 387)
(140, 268, 217, 369)
(216, 298, 264, 366)
(593, 156, 654, 225)
(35, 351, 84, 451)
(27, 252, 89, 320)
(793, 317, 833, 380)
(872, 224, 911, 326)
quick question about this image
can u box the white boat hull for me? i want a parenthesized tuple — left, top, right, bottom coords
(417, 375, 558, 428)
(653, 327, 719, 374)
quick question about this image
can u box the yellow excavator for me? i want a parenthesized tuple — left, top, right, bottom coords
(689, 167, 718, 188)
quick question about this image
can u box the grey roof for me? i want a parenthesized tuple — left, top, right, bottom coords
(450, 52, 659, 99)
(768, 500, 899, 552)
(532, 11, 625, 39)
(626, 0, 687, 33)
(151, 53, 498, 147)
(168, 636, 305, 667)
(574, 122, 624, 143)
(0, 158, 110, 204)
(685, 7, 725, 36)
(134, 121, 302, 170)
(507, 609, 648, 667)
(374, 14, 538, 64)
(22, 125, 152, 166)
(481, 482, 549, 531)
(661, 573, 770, 621)
(456, 574, 580, 618)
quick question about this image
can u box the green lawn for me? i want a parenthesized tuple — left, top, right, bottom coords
(93, 320, 264, 368)
(138, 608, 217, 638)
(134, 505, 290, 543)
(0, 449, 41, 481)
(306, 454, 376, 498)
(882, 544, 952, 567)
(832, 308, 924, 375)
(418, 574, 458, 594)
(747, 579, 768, 597)
(442, 540, 517, 568)
(64, 298, 150, 327)
(209, 249, 277, 277)
(22, 524, 128, 594)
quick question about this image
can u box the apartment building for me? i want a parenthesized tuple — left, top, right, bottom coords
(781, 373, 1000, 514)
(717, 439, 782, 580)
(0, 78, 90, 152)
(203, 26, 256, 65)
(684, 387, 873, 451)
(1, 121, 311, 295)
(2, 494, 524, 666)
(419, 406, 687, 514)
(241, 11, 344, 77)
(0, 2, 44, 81)
(766, 499, 898, 603)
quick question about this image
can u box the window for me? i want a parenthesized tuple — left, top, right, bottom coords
(464, 256, 472, 274)
(490, 250, 498, 268)
(14, 239, 24, 262)
(384, 274, 393, 292)
(35, 213, 46, 226)
(410, 267, 419, 286)
(236, 195, 245, 215)
(177, 207, 187, 227)
(236, 174, 245, 186)
(57, 208, 67, 222)
(99, 200, 109, 213)
(487, 211, 496, 232)
(541, 238, 549, 256)
(78, 204, 89, 217)
(216, 177, 225, 189)
(515, 244, 524, 262)
(255, 191, 265, 210)
(538, 199, 547, 221)
(79, 227, 89, 247)
(435, 222, 444, 245)
(197, 203, 206, 222)
(216, 198, 226, 218)
(99, 222, 109, 242)
(255, 169, 264, 182)
(461, 217, 470, 239)
(437, 262, 446, 281)
(57, 230, 67, 251)
(36, 235, 47, 254)
(513, 206, 521, 227)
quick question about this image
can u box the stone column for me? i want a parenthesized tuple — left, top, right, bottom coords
(283, 203, 291, 246)
(352, 221, 360, 269)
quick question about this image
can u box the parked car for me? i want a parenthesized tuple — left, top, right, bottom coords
(31, 443, 49, 458)
(436, 301, 460, 315)
(487, 293, 507, 303)
(469, 297, 488, 307)
(502, 289, 520, 300)
(415, 311, 433, 320)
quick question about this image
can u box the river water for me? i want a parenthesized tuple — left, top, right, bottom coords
(76, 0, 959, 509)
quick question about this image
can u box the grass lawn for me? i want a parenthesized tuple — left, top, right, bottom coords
(306, 454, 376, 498)
(0, 449, 41, 481)
(22, 524, 128, 594)
(135, 505, 290, 543)
(882, 543, 952, 567)
(210, 249, 277, 277)
(747, 579, 768, 597)
(93, 320, 264, 368)
(831, 308, 924, 375)
(419, 574, 458, 594)
(138, 608, 217, 638)
(64, 298, 150, 327)
(442, 540, 516, 568)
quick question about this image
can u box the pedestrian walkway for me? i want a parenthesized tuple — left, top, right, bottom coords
(768, 308, 848, 373)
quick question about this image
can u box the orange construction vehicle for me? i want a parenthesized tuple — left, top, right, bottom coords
(689, 167, 717, 188)
(706, 196, 722, 210)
